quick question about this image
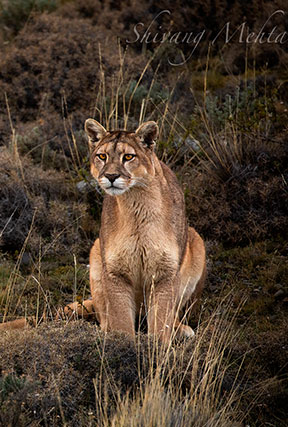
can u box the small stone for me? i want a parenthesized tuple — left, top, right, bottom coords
(76, 180, 88, 193)
(185, 136, 201, 151)
(274, 289, 284, 299)
(20, 252, 31, 267)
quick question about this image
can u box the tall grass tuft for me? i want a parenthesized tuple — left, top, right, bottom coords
(91, 297, 249, 427)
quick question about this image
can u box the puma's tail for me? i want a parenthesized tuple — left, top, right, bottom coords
(0, 317, 36, 330)
(0, 299, 97, 331)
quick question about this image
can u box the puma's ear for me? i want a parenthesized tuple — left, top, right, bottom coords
(85, 119, 107, 150)
(135, 121, 158, 149)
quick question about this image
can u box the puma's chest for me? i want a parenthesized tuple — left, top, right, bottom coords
(104, 224, 179, 286)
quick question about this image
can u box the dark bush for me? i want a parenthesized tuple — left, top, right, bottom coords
(0, 146, 97, 255)
(0, 0, 60, 37)
(0, 324, 153, 425)
(182, 136, 288, 245)
(0, 13, 120, 124)
(57, 0, 288, 58)
(0, 180, 33, 251)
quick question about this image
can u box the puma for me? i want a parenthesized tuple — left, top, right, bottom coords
(0, 120, 206, 342)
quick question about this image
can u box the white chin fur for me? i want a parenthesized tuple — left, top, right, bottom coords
(103, 187, 127, 196)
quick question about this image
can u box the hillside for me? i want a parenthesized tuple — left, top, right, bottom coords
(0, 1, 287, 425)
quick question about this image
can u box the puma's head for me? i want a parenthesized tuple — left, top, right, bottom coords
(85, 119, 159, 196)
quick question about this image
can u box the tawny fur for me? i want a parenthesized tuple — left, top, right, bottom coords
(0, 120, 206, 342)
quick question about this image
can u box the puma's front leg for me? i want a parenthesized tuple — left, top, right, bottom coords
(147, 277, 179, 343)
(89, 239, 107, 328)
(101, 272, 136, 337)
(90, 240, 135, 337)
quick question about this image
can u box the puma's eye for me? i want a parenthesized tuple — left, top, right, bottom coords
(97, 153, 107, 161)
(123, 154, 135, 162)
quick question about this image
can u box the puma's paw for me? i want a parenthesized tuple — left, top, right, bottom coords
(176, 324, 195, 339)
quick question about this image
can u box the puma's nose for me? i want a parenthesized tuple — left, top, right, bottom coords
(105, 173, 120, 184)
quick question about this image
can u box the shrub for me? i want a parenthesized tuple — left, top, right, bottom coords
(182, 133, 288, 245)
(0, 13, 123, 125)
(0, 305, 250, 426)
(179, 77, 288, 245)
(0, 0, 60, 37)
(0, 146, 97, 256)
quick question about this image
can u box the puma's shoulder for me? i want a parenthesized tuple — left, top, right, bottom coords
(159, 160, 185, 204)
